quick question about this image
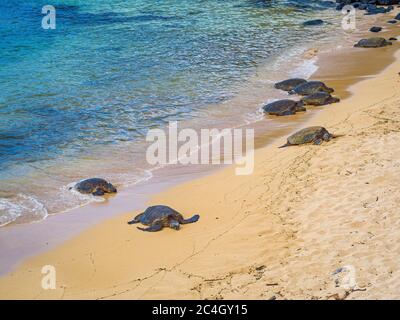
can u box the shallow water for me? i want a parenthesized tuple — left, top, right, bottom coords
(0, 0, 350, 226)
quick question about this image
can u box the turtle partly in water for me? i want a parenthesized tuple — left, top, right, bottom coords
(301, 92, 340, 106)
(70, 178, 117, 196)
(274, 78, 307, 92)
(279, 126, 335, 148)
(289, 81, 334, 96)
(262, 99, 306, 116)
(128, 205, 200, 232)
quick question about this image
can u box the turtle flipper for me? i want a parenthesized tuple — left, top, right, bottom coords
(279, 142, 291, 148)
(92, 188, 105, 196)
(127, 212, 144, 224)
(313, 138, 323, 145)
(180, 214, 200, 224)
(137, 222, 163, 232)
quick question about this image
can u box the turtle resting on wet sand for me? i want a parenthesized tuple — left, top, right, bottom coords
(289, 81, 334, 96)
(279, 126, 334, 148)
(301, 92, 340, 106)
(128, 205, 200, 232)
(274, 78, 307, 92)
(354, 37, 392, 48)
(70, 178, 117, 196)
(262, 99, 306, 116)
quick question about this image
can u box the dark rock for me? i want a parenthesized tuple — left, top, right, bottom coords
(389, 37, 397, 40)
(303, 19, 324, 26)
(387, 19, 398, 23)
(370, 26, 382, 32)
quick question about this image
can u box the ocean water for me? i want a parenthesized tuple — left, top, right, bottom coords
(0, 0, 346, 226)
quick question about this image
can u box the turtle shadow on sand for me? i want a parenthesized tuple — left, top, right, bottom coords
(128, 205, 200, 232)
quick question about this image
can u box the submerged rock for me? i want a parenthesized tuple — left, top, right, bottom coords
(303, 19, 324, 26)
(263, 99, 305, 116)
(354, 37, 392, 48)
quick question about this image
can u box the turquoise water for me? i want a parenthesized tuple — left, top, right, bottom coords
(0, 0, 342, 226)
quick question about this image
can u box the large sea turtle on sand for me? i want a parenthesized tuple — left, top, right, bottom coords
(289, 81, 334, 96)
(274, 78, 307, 92)
(262, 99, 306, 116)
(279, 126, 334, 148)
(70, 178, 117, 196)
(128, 205, 200, 232)
(301, 92, 340, 106)
(354, 37, 392, 48)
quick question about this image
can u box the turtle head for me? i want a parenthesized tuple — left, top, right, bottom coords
(105, 182, 117, 193)
(322, 132, 332, 142)
(169, 220, 180, 230)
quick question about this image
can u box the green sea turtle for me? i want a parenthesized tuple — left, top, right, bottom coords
(128, 205, 200, 232)
(279, 126, 334, 148)
(289, 81, 334, 96)
(301, 92, 340, 106)
(354, 37, 392, 48)
(262, 99, 306, 116)
(274, 78, 307, 92)
(70, 178, 117, 196)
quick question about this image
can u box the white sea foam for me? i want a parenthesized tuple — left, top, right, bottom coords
(0, 194, 48, 227)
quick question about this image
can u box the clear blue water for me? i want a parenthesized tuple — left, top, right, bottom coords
(0, 0, 341, 226)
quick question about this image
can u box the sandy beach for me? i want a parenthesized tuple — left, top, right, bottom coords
(2, 8, 400, 300)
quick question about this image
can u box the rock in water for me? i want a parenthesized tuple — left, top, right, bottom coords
(303, 19, 324, 26)
(274, 78, 307, 92)
(354, 37, 392, 48)
(369, 26, 382, 33)
(301, 92, 340, 106)
(262, 99, 305, 116)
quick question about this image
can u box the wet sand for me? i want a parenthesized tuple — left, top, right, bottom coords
(2, 10, 400, 299)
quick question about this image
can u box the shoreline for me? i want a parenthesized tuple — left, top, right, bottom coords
(2, 9, 400, 299)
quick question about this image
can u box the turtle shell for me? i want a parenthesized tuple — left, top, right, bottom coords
(290, 81, 334, 96)
(263, 99, 305, 116)
(287, 126, 329, 145)
(301, 92, 340, 106)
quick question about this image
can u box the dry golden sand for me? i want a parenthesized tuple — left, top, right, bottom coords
(2, 50, 400, 300)
(2, 22, 400, 300)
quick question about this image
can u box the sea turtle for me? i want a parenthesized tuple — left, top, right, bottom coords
(274, 78, 307, 92)
(301, 92, 340, 106)
(70, 178, 117, 196)
(289, 81, 334, 96)
(128, 205, 200, 232)
(262, 99, 306, 116)
(354, 37, 392, 48)
(279, 126, 334, 148)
